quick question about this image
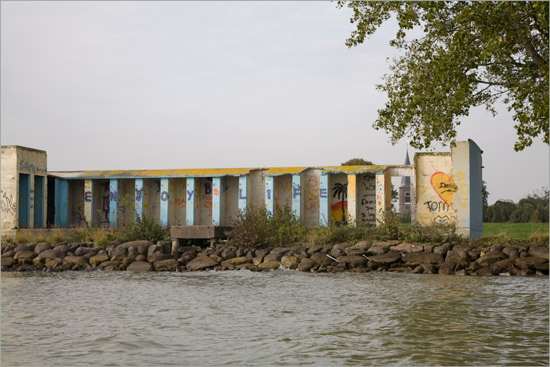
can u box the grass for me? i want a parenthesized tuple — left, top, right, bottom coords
(482, 222, 549, 240)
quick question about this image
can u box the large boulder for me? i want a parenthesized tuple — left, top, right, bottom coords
(220, 247, 236, 260)
(53, 244, 70, 258)
(297, 258, 315, 272)
(264, 252, 283, 262)
(390, 243, 423, 253)
(37, 249, 59, 260)
(154, 259, 178, 271)
(345, 241, 371, 256)
(99, 261, 121, 271)
(514, 257, 549, 271)
(528, 245, 549, 260)
(2, 257, 15, 267)
(64, 255, 89, 267)
(14, 243, 36, 253)
(127, 260, 153, 272)
(310, 252, 332, 266)
(14, 251, 36, 263)
(502, 246, 520, 261)
(476, 250, 507, 266)
(34, 243, 52, 254)
(221, 257, 249, 270)
(90, 253, 110, 267)
(402, 252, 444, 266)
(178, 252, 196, 266)
(280, 255, 300, 269)
(367, 242, 390, 256)
(490, 259, 513, 275)
(257, 260, 281, 271)
(186, 256, 218, 271)
(433, 243, 452, 256)
(336, 255, 367, 267)
(445, 250, 470, 268)
(148, 253, 172, 263)
(368, 252, 402, 265)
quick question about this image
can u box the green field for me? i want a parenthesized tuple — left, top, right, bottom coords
(482, 222, 549, 240)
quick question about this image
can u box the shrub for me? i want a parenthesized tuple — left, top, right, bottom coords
(113, 216, 168, 243)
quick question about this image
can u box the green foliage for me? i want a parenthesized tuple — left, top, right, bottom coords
(227, 206, 308, 248)
(484, 188, 549, 223)
(114, 216, 169, 243)
(341, 158, 374, 165)
(338, 1, 549, 151)
(482, 222, 549, 241)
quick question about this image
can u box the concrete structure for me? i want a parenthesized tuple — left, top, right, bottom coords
(0, 140, 483, 239)
(398, 150, 411, 218)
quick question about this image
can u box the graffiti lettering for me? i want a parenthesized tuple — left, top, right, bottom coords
(266, 189, 272, 200)
(359, 175, 376, 226)
(239, 189, 247, 200)
(293, 187, 301, 198)
(18, 160, 45, 174)
(433, 215, 451, 224)
(214, 188, 219, 196)
(187, 190, 194, 201)
(424, 200, 454, 212)
(161, 191, 169, 201)
(320, 188, 327, 198)
(430, 172, 457, 206)
(110, 192, 118, 201)
(135, 188, 143, 201)
(1, 190, 16, 216)
(205, 182, 212, 195)
(84, 191, 92, 202)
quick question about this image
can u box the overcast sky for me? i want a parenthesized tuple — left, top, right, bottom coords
(1, 1, 548, 204)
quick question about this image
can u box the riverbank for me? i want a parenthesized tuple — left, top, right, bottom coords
(2, 240, 548, 276)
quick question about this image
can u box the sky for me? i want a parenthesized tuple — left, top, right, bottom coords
(1, 1, 548, 205)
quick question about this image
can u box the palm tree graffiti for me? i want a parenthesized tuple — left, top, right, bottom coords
(332, 183, 348, 224)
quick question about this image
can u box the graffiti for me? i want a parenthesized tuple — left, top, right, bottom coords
(72, 200, 85, 223)
(239, 189, 247, 199)
(135, 188, 143, 202)
(1, 190, 16, 216)
(304, 176, 319, 211)
(358, 175, 376, 226)
(155, 180, 161, 193)
(433, 215, 451, 224)
(187, 190, 194, 201)
(161, 191, 169, 201)
(424, 200, 454, 212)
(293, 187, 301, 198)
(84, 191, 92, 202)
(266, 189, 272, 200)
(331, 183, 348, 223)
(100, 182, 110, 223)
(430, 172, 458, 205)
(18, 160, 45, 174)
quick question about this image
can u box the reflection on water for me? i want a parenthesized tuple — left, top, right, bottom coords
(2, 271, 548, 366)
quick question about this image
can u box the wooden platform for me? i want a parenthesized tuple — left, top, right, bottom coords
(170, 225, 231, 240)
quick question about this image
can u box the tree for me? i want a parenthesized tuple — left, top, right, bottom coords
(338, 1, 549, 151)
(332, 182, 348, 224)
(341, 158, 374, 165)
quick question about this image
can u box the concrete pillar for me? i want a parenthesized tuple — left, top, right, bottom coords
(186, 177, 195, 225)
(109, 179, 118, 228)
(160, 178, 170, 227)
(452, 140, 483, 238)
(84, 179, 93, 225)
(18, 173, 31, 228)
(265, 176, 274, 215)
(135, 178, 144, 222)
(238, 175, 248, 211)
(292, 174, 301, 219)
(375, 172, 391, 225)
(347, 174, 357, 225)
(54, 178, 68, 228)
(33, 175, 45, 229)
(319, 173, 329, 226)
(212, 177, 222, 225)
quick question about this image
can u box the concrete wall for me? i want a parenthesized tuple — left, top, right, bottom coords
(1, 147, 19, 232)
(195, 178, 212, 225)
(274, 175, 292, 211)
(168, 178, 187, 226)
(222, 176, 239, 225)
(415, 153, 457, 226)
(68, 180, 85, 227)
(92, 180, 109, 227)
(301, 169, 321, 227)
(356, 173, 377, 226)
(117, 179, 135, 226)
(143, 179, 160, 225)
(328, 173, 348, 223)
(248, 169, 266, 208)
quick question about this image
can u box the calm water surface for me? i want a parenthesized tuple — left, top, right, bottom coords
(2, 271, 548, 366)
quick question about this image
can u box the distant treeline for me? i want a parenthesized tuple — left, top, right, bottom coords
(484, 189, 549, 223)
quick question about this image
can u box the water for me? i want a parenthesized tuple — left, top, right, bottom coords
(2, 271, 548, 366)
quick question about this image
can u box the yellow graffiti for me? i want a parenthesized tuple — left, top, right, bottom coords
(455, 171, 466, 181)
(457, 197, 469, 208)
(459, 183, 469, 195)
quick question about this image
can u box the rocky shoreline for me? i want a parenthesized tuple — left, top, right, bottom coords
(1, 240, 549, 277)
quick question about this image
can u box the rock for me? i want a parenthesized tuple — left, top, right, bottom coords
(148, 253, 172, 263)
(281, 255, 300, 269)
(119, 240, 155, 249)
(390, 242, 423, 253)
(220, 248, 236, 260)
(127, 260, 153, 272)
(330, 247, 345, 258)
(45, 258, 63, 268)
(468, 247, 483, 260)
(34, 243, 52, 254)
(336, 255, 367, 267)
(64, 255, 89, 267)
(438, 262, 454, 275)
(135, 254, 147, 262)
(528, 245, 549, 260)
(122, 257, 134, 266)
(186, 256, 218, 271)
(514, 257, 549, 271)
(264, 252, 283, 262)
(2, 257, 15, 267)
(15, 243, 36, 253)
(502, 246, 519, 261)
(490, 259, 512, 275)
(423, 245, 434, 253)
(367, 242, 390, 256)
(310, 252, 332, 266)
(254, 249, 269, 258)
(252, 256, 263, 266)
(257, 260, 281, 271)
(90, 253, 110, 266)
(100, 261, 121, 270)
(368, 252, 402, 265)
(3, 250, 15, 258)
(236, 263, 256, 271)
(74, 247, 95, 256)
(14, 251, 36, 263)
(474, 267, 493, 276)
(297, 258, 315, 272)
(37, 249, 59, 260)
(147, 245, 161, 259)
(221, 257, 249, 268)
(178, 252, 196, 265)
(476, 250, 507, 266)
(289, 245, 307, 256)
(402, 252, 444, 266)
(154, 259, 178, 271)
(209, 254, 223, 263)
(345, 241, 371, 256)
(307, 245, 324, 255)
(453, 244, 473, 252)
(433, 243, 452, 256)
(53, 244, 70, 257)
(445, 250, 470, 268)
